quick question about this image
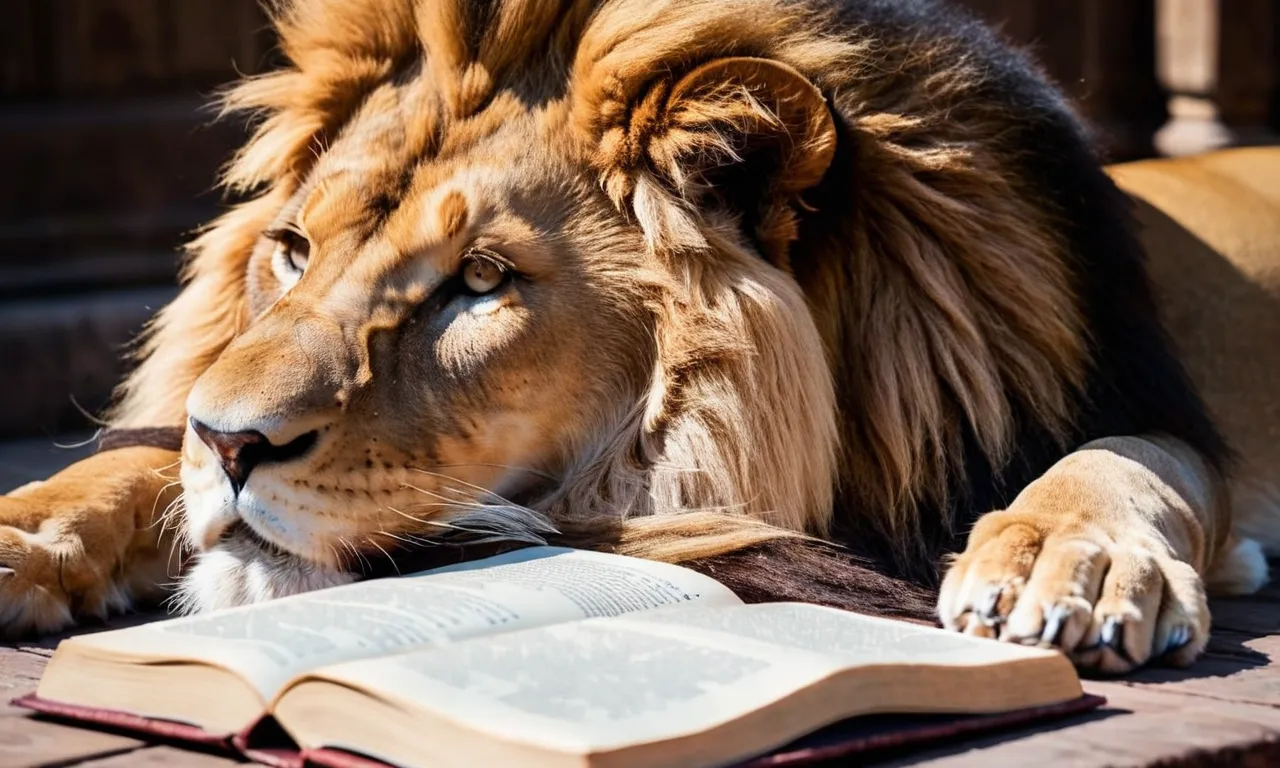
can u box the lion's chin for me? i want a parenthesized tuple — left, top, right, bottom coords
(176, 529, 356, 613)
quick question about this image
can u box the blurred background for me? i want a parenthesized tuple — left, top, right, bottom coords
(0, 0, 1278, 488)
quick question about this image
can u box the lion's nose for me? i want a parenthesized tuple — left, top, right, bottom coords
(190, 418, 318, 493)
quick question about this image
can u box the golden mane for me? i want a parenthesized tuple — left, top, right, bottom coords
(113, 0, 1091, 563)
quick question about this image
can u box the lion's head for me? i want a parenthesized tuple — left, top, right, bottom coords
(128, 0, 1093, 610)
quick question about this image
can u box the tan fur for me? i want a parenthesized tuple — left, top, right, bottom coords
(0, 2, 1272, 675)
(569, 0, 1087, 546)
(940, 148, 1280, 672)
(939, 435, 1223, 673)
(0, 448, 180, 634)
(1108, 150, 1280, 561)
(200, 0, 1090, 550)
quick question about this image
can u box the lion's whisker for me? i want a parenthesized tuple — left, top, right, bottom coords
(52, 430, 103, 450)
(377, 529, 431, 548)
(147, 458, 184, 481)
(147, 481, 185, 530)
(398, 482, 459, 506)
(162, 579, 195, 615)
(364, 534, 400, 575)
(386, 506, 483, 533)
(340, 536, 373, 574)
(387, 504, 530, 539)
(407, 468, 523, 508)
(161, 495, 189, 576)
(157, 496, 188, 540)
(327, 543, 345, 570)
(399, 483, 533, 517)
(422, 461, 556, 481)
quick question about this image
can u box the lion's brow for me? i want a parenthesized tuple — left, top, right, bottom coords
(366, 165, 418, 232)
(437, 190, 469, 240)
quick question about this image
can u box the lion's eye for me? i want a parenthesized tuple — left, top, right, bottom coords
(266, 228, 311, 284)
(460, 252, 508, 295)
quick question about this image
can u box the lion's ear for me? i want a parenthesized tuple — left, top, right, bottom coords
(658, 57, 836, 197)
(597, 57, 837, 259)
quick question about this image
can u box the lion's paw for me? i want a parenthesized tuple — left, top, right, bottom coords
(0, 504, 83, 637)
(0, 495, 162, 639)
(938, 514, 1210, 675)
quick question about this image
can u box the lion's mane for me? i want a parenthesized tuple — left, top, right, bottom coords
(114, 0, 1226, 600)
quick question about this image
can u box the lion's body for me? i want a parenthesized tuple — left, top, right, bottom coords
(1111, 150, 1280, 565)
(0, 0, 1275, 673)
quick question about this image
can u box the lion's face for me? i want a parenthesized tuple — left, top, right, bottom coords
(180, 86, 660, 605)
(131, 0, 1101, 612)
(172, 0, 1065, 610)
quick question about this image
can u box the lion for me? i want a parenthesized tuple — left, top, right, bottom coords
(1, 0, 1276, 676)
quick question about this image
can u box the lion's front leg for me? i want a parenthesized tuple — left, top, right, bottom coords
(939, 436, 1262, 674)
(0, 446, 182, 637)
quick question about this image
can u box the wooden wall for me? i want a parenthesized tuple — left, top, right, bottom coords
(0, 0, 272, 438)
(0, 0, 273, 298)
(3, 0, 1278, 299)
(962, 0, 1166, 160)
(961, 0, 1280, 158)
(1212, 1, 1280, 136)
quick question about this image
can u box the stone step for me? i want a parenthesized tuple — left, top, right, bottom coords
(0, 99, 245, 296)
(0, 286, 176, 439)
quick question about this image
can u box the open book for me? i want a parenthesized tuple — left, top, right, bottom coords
(24, 547, 1090, 768)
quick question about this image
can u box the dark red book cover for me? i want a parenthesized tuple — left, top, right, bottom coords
(11, 693, 304, 768)
(13, 691, 1105, 767)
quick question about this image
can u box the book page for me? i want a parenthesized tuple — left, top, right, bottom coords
(285, 617, 839, 756)
(293, 603, 1068, 755)
(619, 601, 1047, 665)
(71, 547, 740, 699)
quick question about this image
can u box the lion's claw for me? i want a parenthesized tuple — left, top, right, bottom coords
(976, 584, 1004, 628)
(939, 512, 1211, 674)
(1098, 616, 1138, 667)
(1032, 602, 1071, 647)
(1163, 624, 1192, 655)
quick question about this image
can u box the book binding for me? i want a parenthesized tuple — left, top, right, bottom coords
(12, 693, 303, 768)
(12, 691, 1106, 767)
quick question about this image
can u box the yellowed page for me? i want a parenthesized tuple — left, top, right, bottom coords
(63, 547, 741, 700)
(284, 602, 1070, 760)
(619, 601, 1039, 665)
